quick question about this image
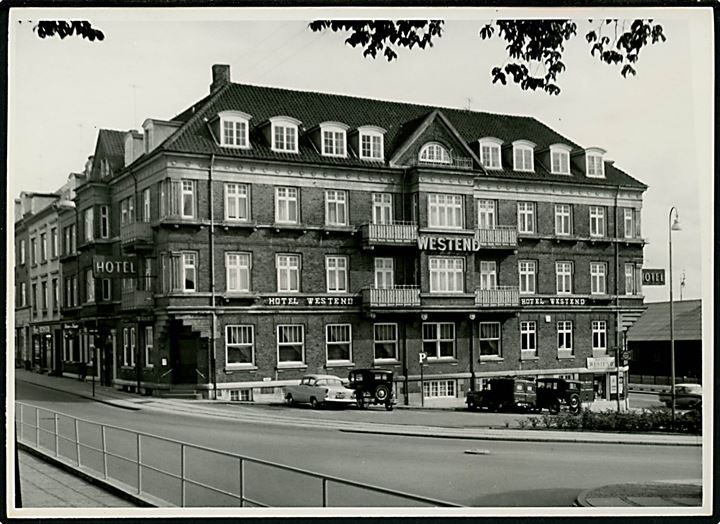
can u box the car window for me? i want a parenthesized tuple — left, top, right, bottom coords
(316, 379, 327, 386)
(300, 377, 311, 385)
(325, 378, 343, 387)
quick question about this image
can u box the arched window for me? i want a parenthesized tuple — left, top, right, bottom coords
(419, 142, 451, 164)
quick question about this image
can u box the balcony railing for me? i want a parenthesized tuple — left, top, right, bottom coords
(120, 221, 154, 247)
(363, 286, 421, 307)
(474, 286, 519, 307)
(475, 226, 517, 247)
(121, 288, 154, 310)
(413, 156, 474, 170)
(361, 222, 418, 246)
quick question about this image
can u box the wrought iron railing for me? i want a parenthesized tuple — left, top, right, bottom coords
(362, 286, 421, 307)
(361, 222, 418, 245)
(474, 286, 520, 307)
(475, 226, 517, 247)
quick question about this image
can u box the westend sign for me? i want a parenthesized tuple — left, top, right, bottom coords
(93, 256, 138, 278)
(417, 235, 481, 252)
(587, 357, 615, 371)
(262, 295, 359, 307)
(641, 268, 666, 286)
(520, 297, 611, 307)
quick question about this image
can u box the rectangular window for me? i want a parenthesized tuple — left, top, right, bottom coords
(144, 258, 153, 291)
(102, 278, 111, 301)
(372, 193, 393, 224)
(326, 324, 352, 363)
(423, 380, 456, 398)
(225, 183, 250, 221)
(556, 262, 573, 295)
(223, 120, 248, 148)
(589, 206, 605, 237)
(480, 144, 501, 169)
(142, 188, 151, 223)
(21, 282, 27, 307)
(517, 202, 535, 234)
(84, 208, 94, 242)
(479, 322, 501, 358)
(625, 263, 636, 295)
(277, 254, 300, 292)
(325, 190, 347, 226)
(30, 237, 37, 265)
(181, 180, 195, 219)
(273, 124, 297, 152)
(592, 320, 607, 352)
(41, 281, 48, 311)
(551, 151, 570, 174)
(277, 324, 304, 364)
(518, 260, 536, 294)
(520, 321, 537, 355)
(624, 208, 635, 239)
(144, 326, 154, 368)
(422, 322, 455, 359)
(52, 279, 59, 311)
(476, 200, 496, 229)
(182, 252, 197, 292)
(514, 147, 534, 171)
(429, 257, 464, 293)
(361, 133, 383, 160)
(85, 269, 95, 303)
(50, 228, 57, 258)
(275, 187, 299, 224)
(130, 327, 136, 366)
(326, 256, 348, 293)
(100, 205, 110, 238)
(428, 194, 463, 229)
(120, 199, 129, 225)
(31, 283, 37, 315)
(374, 257, 394, 289)
(20, 239, 26, 265)
(122, 328, 129, 366)
(373, 323, 398, 361)
(554, 204, 572, 235)
(226, 325, 254, 366)
(557, 321, 573, 353)
(40, 233, 47, 262)
(322, 130, 346, 157)
(479, 261, 497, 290)
(226, 252, 251, 293)
(590, 262, 607, 295)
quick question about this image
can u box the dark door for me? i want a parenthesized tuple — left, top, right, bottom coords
(102, 343, 113, 386)
(171, 334, 199, 384)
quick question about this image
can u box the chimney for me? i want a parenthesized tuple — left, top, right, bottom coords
(14, 199, 22, 221)
(210, 64, 231, 93)
(84, 155, 94, 177)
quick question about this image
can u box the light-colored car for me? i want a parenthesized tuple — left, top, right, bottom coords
(284, 374, 356, 408)
(659, 383, 702, 409)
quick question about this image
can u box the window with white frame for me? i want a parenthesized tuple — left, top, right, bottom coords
(130, 327, 136, 366)
(226, 325, 254, 366)
(519, 260, 536, 294)
(373, 323, 398, 361)
(102, 278, 111, 301)
(100, 206, 110, 238)
(476, 200, 496, 229)
(419, 142, 450, 164)
(20, 239, 25, 265)
(51, 228, 57, 258)
(30, 237, 37, 265)
(84, 208, 94, 242)
(41, 281, 48, 310)
(479, 261, 497, 290)
(52, 279, 59, 310)
(550, 145, 571, 174)
(321, 125, 347, 157)
(556, 262, 573, 294)
(277, 324, 304, 364)
(325, 190, 347, 226)
(326, 324, 352, 363)
(277, 254, 300, 292)
(624, 208, 635, 239)
(479, 138, 502, 169)
(144, 326, 154, 367)
(555, 204, 572, 235)
(225, 183, 250, 221)
(590, 262, 607, 295)
(122, 328, 129, 366)
(479, 322, 501, 358)
(520, 321, 537, 355)
(226, 252, 251, 292)
(557, 320, 573, 353)
(21, 282, 27, 307)
(230, 389, 253, 401)
(513, 141, 535, 172)
(422, 322, 455, 359)
(592, 320, 607, 352)
(372, 193, 393, 224)
(40, 233, 47, 262)
(85, 269, 95, 303)
(625, 263, 638, 295)
(221, 116, 249, 148)
(181, 180, 195, 219)
(360, 131, 384, 161)
(586, 150, 605, 177)
(423, 380, 456, 398)
(517, 202, 535, 234)
(275, 187, 299, 224)
(428, 193, 463, 228)
(326, 256, 348, 293)
(589, 206, 605, 237)
(143, 258, 152, 291)
(271, 119, 298, 153)
(429, 257, 464, 293)
(182, 252, 197, 292)
(374, 257, 394, 289)
(142, 189, 151, 223)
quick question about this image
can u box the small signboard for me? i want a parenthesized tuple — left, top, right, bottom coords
(641, 269, 666, 286)
(587, 357, 615, 371)
(261, 295, 359, 307)
(93, 256, 138, 278)
(520, 296, 612, 307)
(419, 352, 427, 363)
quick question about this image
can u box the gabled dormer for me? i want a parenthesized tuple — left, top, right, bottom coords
(511, 140, 536, 172)
(418, 142, 451, 164)
(124, 131, 144, 166)
(548, 143, 573, 175)
(209, 110, 251, 149)
(584, 147, 607, 178)
(260, 116, 301, 154)
(478, 137, 503, 170)
(317, 121, 349, 158)
(142, 118, 183, 155)
(350, 125, 386, 162)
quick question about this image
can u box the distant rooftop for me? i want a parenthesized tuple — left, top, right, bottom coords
(627, 300, 702, 342)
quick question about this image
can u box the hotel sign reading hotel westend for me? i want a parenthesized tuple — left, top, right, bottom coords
(417, 235, 484, 252)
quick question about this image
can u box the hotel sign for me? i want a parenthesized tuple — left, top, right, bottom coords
(587, 357, 615, 371)
(520, 297, 611, 307)
(641, 269, 666, 286)
(417, 235, 481, 252)
(262, 296, 359, 307)
(93, 256, 138, 278)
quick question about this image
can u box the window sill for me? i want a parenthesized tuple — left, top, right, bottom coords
(374, 359, 401, 366)
(276, 363, 308, 370)
(425, 357, 458, 364)
(144, 365, 154, 369)
(557, 352, 575, 360)
(226, 365, 258, 372)
(479, 356, 504, 362)
(325, 362, 355, 368)
(520, 353, 539, 361)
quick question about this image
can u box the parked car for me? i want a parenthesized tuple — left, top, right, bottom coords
(659, 383, 702, 409)
(466, 378, 536, 412)
(347, 368, 397, 410)
(535, 378, 593, 414)
(283, 374, 356, 408)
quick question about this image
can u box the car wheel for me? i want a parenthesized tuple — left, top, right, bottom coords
(549, 400, 560, 415)
(385, 402, 394, 411)
(568, 395, 581, 414)
(285, 394, 294, 406)
(310, 397, 320, 409)
(375, 385, 390, 402)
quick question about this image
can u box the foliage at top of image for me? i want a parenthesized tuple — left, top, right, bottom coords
(34, 21, 105, 41)
(310, 19, 666, 95)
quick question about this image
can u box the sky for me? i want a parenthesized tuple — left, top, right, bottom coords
(7, 6, 713, 304)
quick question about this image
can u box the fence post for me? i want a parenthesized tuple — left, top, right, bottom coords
(180, 444, 186, 507)
(54, 413, 59, 457)
(322, 478, 328, 507)
(137, 433, 142, 495)
(239, 458, 244, 507)
(101, 425, 108, 479)
(74, 418, 81, 466)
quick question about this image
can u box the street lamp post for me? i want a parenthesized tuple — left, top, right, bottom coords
(668, 207, 681, 424)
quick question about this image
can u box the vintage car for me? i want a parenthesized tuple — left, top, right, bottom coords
(466, 378, 536, 412)
(535, 378, 593, 414)
(347, 368, 397, 410)
(659, 383, 702, 409)
(283, 374, 356, 408)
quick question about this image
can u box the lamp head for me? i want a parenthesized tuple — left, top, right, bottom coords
(671, 217, 681, 231)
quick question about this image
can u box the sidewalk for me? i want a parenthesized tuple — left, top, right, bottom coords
(576, 481, 702, 507)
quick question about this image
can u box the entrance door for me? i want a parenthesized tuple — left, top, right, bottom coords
(102, 342, 113, 386)
(171, 330, 199, 385)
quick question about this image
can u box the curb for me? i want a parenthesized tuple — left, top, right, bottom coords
(575, 487, 592, 507)
(17, 379, 141, 411)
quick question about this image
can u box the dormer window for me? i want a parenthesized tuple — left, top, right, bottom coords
(585, 147, 606, 178)
(320, 122, 349, 158)
(512, 140, 536, 172)
(270, 116, 300, 153)
(219, 111, 251, 149)
(550, 144, 572, 175)
(358, 126, 385, 161)
(419, 142, 450, 164)
(479, 137, 503, 170)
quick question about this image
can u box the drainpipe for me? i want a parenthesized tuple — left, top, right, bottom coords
(400, 168, 409, 405)
(130, 169, 142, 395)
(614, 186, 621, 411)
(209, 154, 218, 400)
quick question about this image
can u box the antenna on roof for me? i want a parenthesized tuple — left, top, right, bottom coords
(464, 97, 473, 111)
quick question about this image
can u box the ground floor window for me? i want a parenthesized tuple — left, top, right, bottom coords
(423, 379, 456, 398)
(422, 322, 455, 359)
(373, 323, 398, 361)
(592, 321, 607, 352)
(326, 324, 352, 363)
(520, 321, 537, 356)
(557, 321, 573, 354)
(479, 322, 501, 358)
(144, 326, 154, 368)
(230, 389, 253, 402)
(226, 325, 254, 367)
(277, 324, 304, 364)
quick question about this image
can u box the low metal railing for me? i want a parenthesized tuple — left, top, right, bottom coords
(474, 286, 520, 307)
(361, 222, 418, 245)
(362, 286, 421, 307)
(475, 226, 517, 247)
(15, 402, 459, 508)
(120, 221, 153, 246)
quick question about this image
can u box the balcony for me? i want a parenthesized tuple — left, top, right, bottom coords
(120, 221, 154, 250)
(475, 226, 517, 248)
(474, 286, 519, 307)
(362, 286, 421, 308)
(360, 222, 418, 247)
(121, 289, 154, 311)
(412, 156, 474, 170)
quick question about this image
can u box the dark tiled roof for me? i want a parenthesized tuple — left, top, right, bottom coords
(98, 129, 127, 171)
(627, 300, 702, 342)
(157, 82, 646, 189)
